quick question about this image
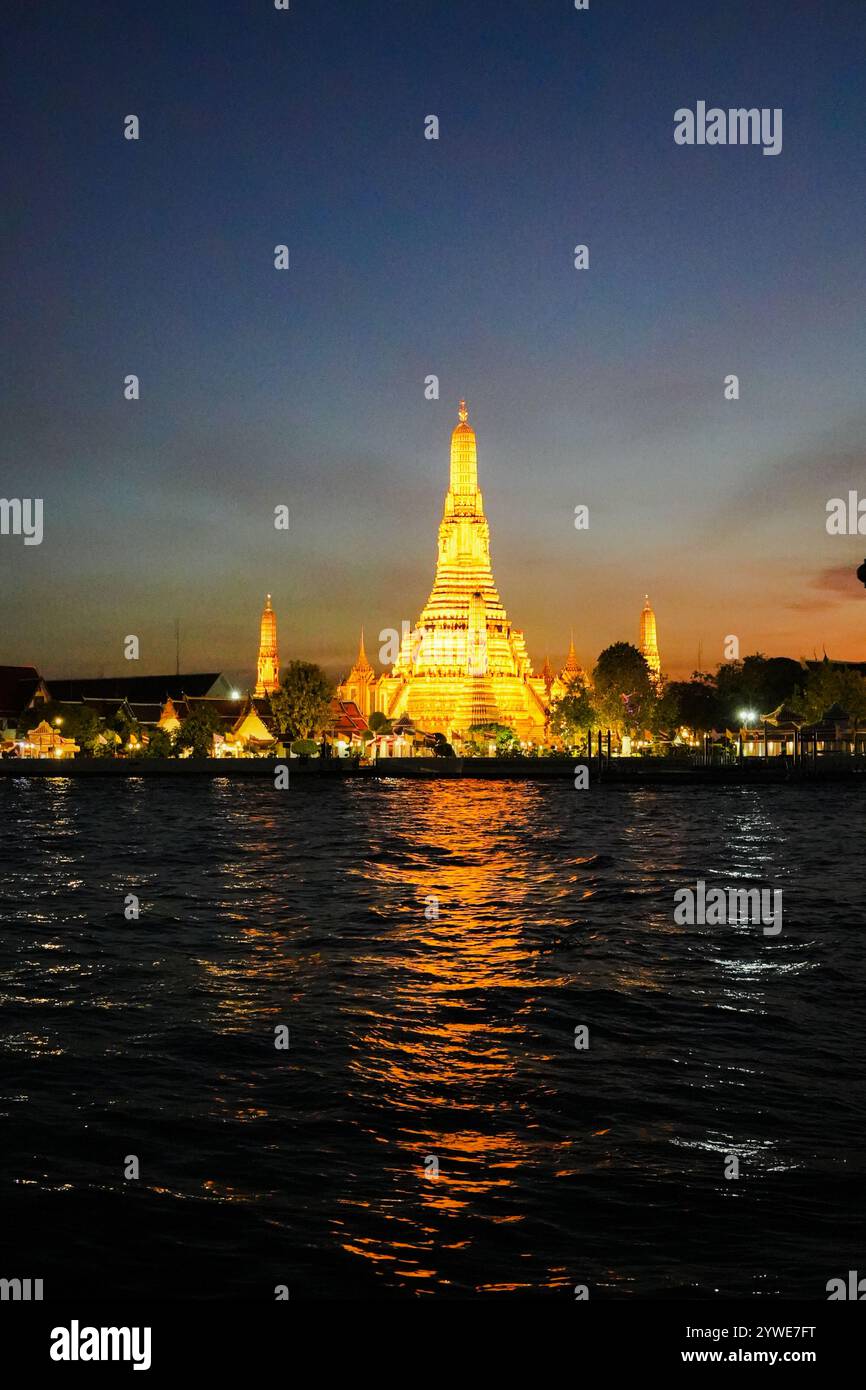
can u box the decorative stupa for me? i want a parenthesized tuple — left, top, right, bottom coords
(253, 593, 280, 696)
(371, 401, 549, 738)
(639, 594, 661, 683)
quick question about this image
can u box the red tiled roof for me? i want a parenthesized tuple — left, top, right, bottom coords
(329, 698, 368, 736)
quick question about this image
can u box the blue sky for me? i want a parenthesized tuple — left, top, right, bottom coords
(2, 0, 864, 682)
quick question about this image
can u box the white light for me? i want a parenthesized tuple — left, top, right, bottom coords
(230, 689, 241, 700)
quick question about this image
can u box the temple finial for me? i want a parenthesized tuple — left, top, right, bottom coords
(639, 594, 661, 683)
(355, 628, 373, 674)
(450, 398, 478, 498)
(254, 593, 280, 696)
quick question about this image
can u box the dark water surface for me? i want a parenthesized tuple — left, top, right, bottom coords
(1, 777, 864, 1300)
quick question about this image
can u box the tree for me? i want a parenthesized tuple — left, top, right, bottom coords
(112, 708, 140, 749)
(175, 702, 223, 757)
(592, 642, 655, 735)
(143, 727, 174, 758)
(468, 722, 512, 740)
(793, 660, 866, 723)
(645, 681, 682, 739)
(73, 707, 103, 753)
(368, 711, 393, 735)
(466, 721, 519, 755)
(95, 727, 119, 758)
(290, 738, 319, 758)
(86, 703, 141, 755)
(715, 654, 804, 724)
(666, 676, 722, 735)
(549, 677, 597, 744)
(494, 728, 520, 757)
(270, 662, 333, 740)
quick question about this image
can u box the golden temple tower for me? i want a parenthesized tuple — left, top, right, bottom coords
(639, 594, 661, 683)
(561, 632, 584, 685)
(375, 400, 548, 739)
(254, 593, 280, 696)
(341, 629, 377, 717)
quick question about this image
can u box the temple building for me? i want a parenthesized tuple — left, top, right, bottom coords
(222, 696, 276, 755)
(254, 593, 280, 696)
(340, 401, 549, 741)
(21, 719, 79, 759)
(558, 633, 587, 691)
(341, 630, 377, 719)
(534, 635, 590, 706)
(639, 594, 661, 682)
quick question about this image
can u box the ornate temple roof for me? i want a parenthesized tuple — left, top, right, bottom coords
(351, 629, 374, 677)
(329, 698, 368, 736)
(563, 633, 581, 677)
(372, 400, 546, 735)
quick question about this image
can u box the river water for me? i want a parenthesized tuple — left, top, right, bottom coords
(1, 776, 864, 1299)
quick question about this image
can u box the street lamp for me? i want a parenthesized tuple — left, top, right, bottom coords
(738, 709, 757, 761)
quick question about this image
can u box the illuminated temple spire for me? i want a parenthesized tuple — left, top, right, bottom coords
(355, 628, 373, 675)
(254, 593, 280, 696)
(367, 398, 548, 739)
(449, 398, 480, 503)
(639, 594, 661, 682)
(341, 628, 377, 717)
(400, 398, 501, 661)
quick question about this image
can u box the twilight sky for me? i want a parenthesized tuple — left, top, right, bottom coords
(2, 0, 865, 685)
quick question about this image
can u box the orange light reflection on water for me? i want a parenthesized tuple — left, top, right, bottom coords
(336, 781, 577, 1294)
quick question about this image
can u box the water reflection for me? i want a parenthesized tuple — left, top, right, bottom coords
(334, 782, 576, 1292)
(3, 777, 864, 1298)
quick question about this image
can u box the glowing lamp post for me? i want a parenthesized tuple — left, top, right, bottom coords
(738, 709, 757, 760)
